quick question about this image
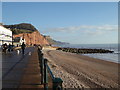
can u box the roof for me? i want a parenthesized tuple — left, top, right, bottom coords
(0, 25, 12, 36)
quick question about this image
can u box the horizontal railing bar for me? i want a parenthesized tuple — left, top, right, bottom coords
(38, 47, 63, 90)
(46, 64, 55, 80)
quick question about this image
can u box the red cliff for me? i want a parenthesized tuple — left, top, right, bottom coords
(13, 31, 49, 46)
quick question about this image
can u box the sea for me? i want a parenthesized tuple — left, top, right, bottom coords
(53, 44, 119, 63)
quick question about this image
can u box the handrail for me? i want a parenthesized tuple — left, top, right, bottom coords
(46, 64, 55, 80)
(38, 47, 63, 90)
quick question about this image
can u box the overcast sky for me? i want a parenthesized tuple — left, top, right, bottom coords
(2, 2, 118, 44)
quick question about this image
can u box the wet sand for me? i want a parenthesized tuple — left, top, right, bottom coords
(43, 49, 119, 89)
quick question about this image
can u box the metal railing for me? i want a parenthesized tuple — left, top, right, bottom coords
(38, 47, 63, 90)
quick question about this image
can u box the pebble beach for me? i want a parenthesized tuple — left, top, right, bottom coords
(43, 48, 119, 89)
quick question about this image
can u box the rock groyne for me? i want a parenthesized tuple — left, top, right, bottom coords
(56, 47, 114, 54)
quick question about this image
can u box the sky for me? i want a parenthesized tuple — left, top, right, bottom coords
(2, 2, 118, 44)
(1, 0, 119, 2)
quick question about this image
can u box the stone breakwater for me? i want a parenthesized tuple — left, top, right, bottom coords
(56, 47, 114, 54)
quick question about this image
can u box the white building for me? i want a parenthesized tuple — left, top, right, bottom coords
(0, 25, 12, 47)
(13, 37, 26, 46)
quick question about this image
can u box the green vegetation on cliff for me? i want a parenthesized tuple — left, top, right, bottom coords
(3, 23, 69, 45)
(4, 23, 37, 34)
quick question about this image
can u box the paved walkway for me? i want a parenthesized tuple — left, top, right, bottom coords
(2, 47, 43, 88)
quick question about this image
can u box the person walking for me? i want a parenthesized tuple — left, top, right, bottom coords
(8, 43, 12, 52)
(21, 42, 26, 55)
(2, 43, 8, 53)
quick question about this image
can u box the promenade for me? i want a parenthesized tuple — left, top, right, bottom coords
(2, 47, 43, 88)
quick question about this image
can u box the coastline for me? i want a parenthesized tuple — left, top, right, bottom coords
(43, 48, 119, 88)
(83, 53, 119, 64)
(53, 46, 118, 64)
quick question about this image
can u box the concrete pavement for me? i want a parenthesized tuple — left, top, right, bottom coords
(2, 47, 43, 88)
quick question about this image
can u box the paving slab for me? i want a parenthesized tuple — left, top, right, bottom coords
(2, 47, 46, 89)
(23, 67, 40, 74)
(19, 84, 44, 88)
(20, 74, 41, 84)
(2, 81, 20, 88)
(2, 47, 39, 89)
(18, 48, 43, 88)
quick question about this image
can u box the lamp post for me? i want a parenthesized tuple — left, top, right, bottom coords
(12, 31, 13, 45)
(22, 34, 24, 43)
(10, 26, 13, 46)
(1, 31, 4, 45)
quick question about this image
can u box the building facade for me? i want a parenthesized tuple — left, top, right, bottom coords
(0, 25, 12, 47)
(13, 37, 26, 46)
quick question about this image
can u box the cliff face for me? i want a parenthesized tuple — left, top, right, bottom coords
(13, 31, 49, 46)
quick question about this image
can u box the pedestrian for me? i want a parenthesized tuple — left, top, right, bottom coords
(17, 44, 19, 47)
(21, 42, 26, 55)
(8, 43, 12, 52)
(39, 45, 43, 50)
(2, 43, 8, 53)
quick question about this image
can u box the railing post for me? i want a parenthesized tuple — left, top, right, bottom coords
(53, 78, 63, 90)
(38, 47, 44, 84)
(38, 47, 63, 90)
(38, 48, 41, 59)
(44, 59, 48, 90)
(41, 53, 44, 84)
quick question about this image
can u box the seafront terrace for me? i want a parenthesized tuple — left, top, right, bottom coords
(1, 47, 63, 89)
